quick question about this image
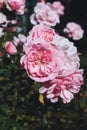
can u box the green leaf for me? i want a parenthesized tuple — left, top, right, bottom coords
(0, 115, 7, 122)
(0, 104, 11, 113)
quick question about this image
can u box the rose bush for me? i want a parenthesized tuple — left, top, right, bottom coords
(0, 0, 84, 104)
(0, 0, 87, 129)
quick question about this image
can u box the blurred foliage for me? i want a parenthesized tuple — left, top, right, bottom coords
(0, 0, 87, 130)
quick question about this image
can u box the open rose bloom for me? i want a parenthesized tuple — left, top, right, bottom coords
(30, 2, 60, 27)
(20, 24, 84, 103)
(30, 1, 65, 27)
(39, 69, 83, 103)
(27, 24, 56, 42)
(63, 22, 84, 40)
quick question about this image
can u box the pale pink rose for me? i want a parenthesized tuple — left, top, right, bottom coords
(28, 24, 56, 42)
(30, 2, 60, 27)
(20, 38, 65, 82)
(26, 26, 80, 77)
(25, 24, 56, 53)
(39, 69, 84, 103)
(63, 22, 84, 40)
(52, 35, 80, 74)
(6, 0, 25, 15)
(52, 1, 65, 15)
(5, 41, 17, 55)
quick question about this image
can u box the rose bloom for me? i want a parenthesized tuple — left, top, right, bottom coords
(30, 2, 60, 27)
(52, 1, 65, 15)
(28, 24, 56, 42)
(5, 41, 17, 55)
(24, 24, 56, 53)
(63, 22, 84, 40)
(39, 69, 84, 103)
(23, 25, 80, 80)
(52, 35, 80, 74)
(0, 0, 4, 8)
(20, 38, 65, 82)
(6, 0, 25, 15)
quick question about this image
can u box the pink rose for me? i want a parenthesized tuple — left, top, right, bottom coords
(51, 35, 80, 74)
(5, 41, 17, 55)
(6, 0, 25, 15)
(52, 1, 65, 15)
(30, 2, 60, 27)
(63, 22, 84, 40)
(20, 38, 65, 82)
(28, 24, 56, 42)
(39, 69, 84, 103)
(25, 24, 56, 53)
(0, 0, 4, 8)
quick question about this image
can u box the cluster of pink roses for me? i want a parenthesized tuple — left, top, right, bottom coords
(0, 0, 25, 15)
(18, 24, 83, 103)
(2, 1, 84, 104)
(30, 1, 84, 40)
